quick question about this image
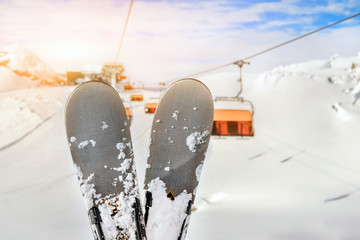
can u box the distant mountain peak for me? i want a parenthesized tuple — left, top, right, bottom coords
(0, 44, 62, 83)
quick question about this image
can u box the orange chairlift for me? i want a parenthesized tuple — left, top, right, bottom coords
(145, 102, 158, 113)
(144, 82, 166, 114)
(145, 97, 160, 114)
(125, 107, 132, 120)
(212, 60, 255, 137)
(122, 78, 134, 90)
(130, 93, 143, 101)
(124, 81, 142, 100)
(123, 100, 133, 125)
(123, 84, 134, 90)
(128, 84, 143, 101)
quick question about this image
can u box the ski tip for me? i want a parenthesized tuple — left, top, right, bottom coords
(169, 78, 213, 97)
(161, 78, 214, 110)
(152, 77, 214, 125)
(65, 80, 118, 111)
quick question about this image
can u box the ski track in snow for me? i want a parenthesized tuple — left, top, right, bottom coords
(0, 95, 62, 151)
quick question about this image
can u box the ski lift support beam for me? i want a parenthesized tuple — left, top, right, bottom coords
(214, 60, 254, 115)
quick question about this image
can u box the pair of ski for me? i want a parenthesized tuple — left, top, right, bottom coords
(65, 79, 214, 240)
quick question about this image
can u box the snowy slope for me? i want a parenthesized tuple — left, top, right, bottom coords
(0, 88, 62, 150)
(189, 54, 360, 240)
(0, 53, 360, 240)
(0, 44, 62, 91)
(0, 66, 37, 92)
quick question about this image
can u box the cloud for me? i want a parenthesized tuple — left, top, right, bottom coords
(257, 17, 314, 30)
(0, 0, 359, 84)
(243, 0, 355, 16)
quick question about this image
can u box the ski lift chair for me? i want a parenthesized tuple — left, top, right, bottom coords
(130, 94, 143, 101)
(212, 102, 254, 136)
(123, 100, 133, 125)
(145, 102, 158, 114)
(212, 60, 255, 137)
(123, 84, 133, 90)
(144, 89, 163, 114)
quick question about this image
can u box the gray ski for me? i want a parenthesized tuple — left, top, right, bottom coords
(65, 81, 146, 240)
(143, 79, 214, 240)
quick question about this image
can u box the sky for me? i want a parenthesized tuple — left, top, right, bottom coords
(1, 0, 360, 84)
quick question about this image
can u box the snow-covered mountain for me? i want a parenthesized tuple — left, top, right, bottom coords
(256, 53, 360, 96)
(0, 44, 63, 92)
(1, 52, 360, 239)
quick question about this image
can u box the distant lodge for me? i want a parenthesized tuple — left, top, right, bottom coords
(66, 63, 126, 85)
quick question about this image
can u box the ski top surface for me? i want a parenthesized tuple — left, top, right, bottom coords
(144, 78, 214, 240)
(65, 81, 146, 240)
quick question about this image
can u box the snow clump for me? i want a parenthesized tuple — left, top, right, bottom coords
(116, 142, 127, 160)
(172, 110, 179, 120)
(186, 130, 210, 152)
(195, 163, 203, 182)
(78, 140, 96, 149)
(89, 140, 96, 147)
(112, 158, 132, 174)
(101, 121, 109, 130)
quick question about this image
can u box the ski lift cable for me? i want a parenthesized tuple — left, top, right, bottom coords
(305, 151, 360, 177)
(243, 12, 360, 61)
(293, 156, 360, 189)
(115, 0, 134, 65)
(268, 146, 360, 189)
(259, 131, 360, 177)
(167, 12, 360, 83)
(253, 138, 360, 191)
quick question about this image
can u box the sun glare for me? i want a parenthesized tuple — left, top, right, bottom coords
(61, 42, 86, 59)
(52, 42, 93, 72)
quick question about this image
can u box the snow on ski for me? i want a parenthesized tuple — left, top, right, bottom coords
(65, 81, 146, 240)
(143, 79, 214, 240)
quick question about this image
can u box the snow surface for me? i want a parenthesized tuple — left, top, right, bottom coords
(0, 89, 62, 150)
(1, 53, 360, 239)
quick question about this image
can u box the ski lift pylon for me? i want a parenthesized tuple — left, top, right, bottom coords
(212, 60, 255, 137)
